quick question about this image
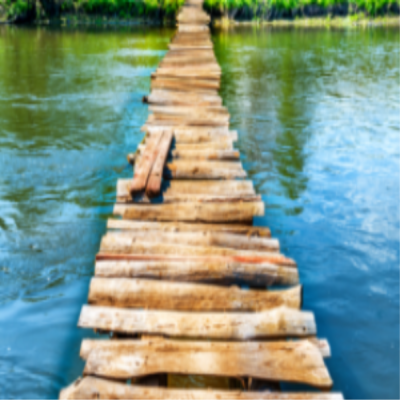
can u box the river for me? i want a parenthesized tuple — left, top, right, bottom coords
(0, 24, 398, 399)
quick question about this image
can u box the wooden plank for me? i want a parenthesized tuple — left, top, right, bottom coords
(130, 131, 161, 194)
(146, 89, 222, 106)
(148, 113, 229, 127)
(94, 259, 298, 286)
(142, 125, 238, 143)
(164, 160, 247, 179)
(149, 105, 228, 116)
(61, 377, 343, 400)
(80, 338, 332, 388)
(87, 278, 302, 311)
(117, 179, 255, 203)
(146, 131, 173, 198)
(151, 77, 219, 92)
(78, 305, 316, 339)
(96, 253, 296, 269)
(113, 202, 265, 224)
(103, 230, 280, 252)
(178, 24, 210, 33)
(171, 149, 240, 160)
(107, 219, 271, 237)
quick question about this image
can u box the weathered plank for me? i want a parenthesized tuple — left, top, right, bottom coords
(103, 230, 280, 252)
(107, 219, 271, 237)
(164, 160, 247, 179)
(148, 113, 229, 127)
(94, 259, 298, 286)
(113, 201, 264, 223)
(149, 105, 228, 116)
(146, 131, 173, 198)
(130, 131, 161, 194)
(78, 305, 315, 339)
(61, 377, 343, 400)
(81, 338, 332, 388)
(146, 89, 222, 106)
(87, 278, 302, 311)
(171, 149, 240, 160)
(117, 179, 255, 203)
(154, 68, 221, 80)
(151, 76, 219, 92)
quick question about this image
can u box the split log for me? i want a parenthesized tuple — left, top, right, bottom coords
(78, 305, 316, 339)
(151, 77, 219, 92)
(171, 149, 240, 160)
(130, 131, 161, 194)
(80, 338, 332, 388)
(149, 105, 228, 116)
(148, 113, 229, 127)
(146, 89, 222, 106)
(164, 160, 247, 179)
(104, 230, 280, 252)
(113, 201, 265, 223)
(107, 219, 271, 237)
(87, 278, 302, 311)
(146, 131, 173, 198)
(94, 259, 298, 286)
(117, 179, 255, 203)
(61, 377, 343, 400)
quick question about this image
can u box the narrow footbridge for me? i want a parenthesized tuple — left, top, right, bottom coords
(60, 1, 342, 398)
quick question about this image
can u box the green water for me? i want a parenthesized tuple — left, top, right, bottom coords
(0, 25, 399, 399)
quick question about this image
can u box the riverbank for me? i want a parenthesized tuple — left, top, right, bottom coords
(0, 0, 398, 25)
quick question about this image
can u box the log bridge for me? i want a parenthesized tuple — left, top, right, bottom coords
(60, 1, 342, 398)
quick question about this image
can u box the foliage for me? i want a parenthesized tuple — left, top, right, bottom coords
(204, 0, 399, 16)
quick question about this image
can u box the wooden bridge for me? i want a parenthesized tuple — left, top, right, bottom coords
(60, 1, 342, 398)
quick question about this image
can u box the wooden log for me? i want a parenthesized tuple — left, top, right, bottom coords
(104, 230, 280, 252)
(148, 114, 229, 127)
(164, 160, 247, 179)
(146, 90, 222, 106)
(99, 236, 292, 266)
(81, 338, 332, 388)
(171, 149, 240, 161)
(87, 278, 302, 311)
(149, 105, 228, 116)
(146, 131, 173, 198)
(96, 253, 296, 269)
(143, 125, 238, 143)
(60, 377, 343, 400)
(151, 77, 219, 93)
(107, 219, 271, 237)
(78, 305, 316, 339)
(178, 24, 210, 33)
(117, 179, 255, 203)
(94, 259, 298, 286)
(130, 132, 161, 194)
(113, 201, 265, 224)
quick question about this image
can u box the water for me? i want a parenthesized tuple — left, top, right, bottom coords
(0, 25, 398, 399)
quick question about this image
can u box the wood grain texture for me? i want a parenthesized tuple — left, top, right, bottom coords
(94, 259, 298, 286)
(61, 377, 343, 400)
(117, 179, 255, 203)
(81, 338, 332, 388)
(130, 132, 161, 194)
(87, 278, 302, 311)
(103, 230, 280, 252)
(79, 305, 316, 339)
(146, 131, 173, 198)
(107, 219, 271, 237)
(114, 201, 264, 223)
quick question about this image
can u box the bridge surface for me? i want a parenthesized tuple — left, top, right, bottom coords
(60, 1, 342, 398)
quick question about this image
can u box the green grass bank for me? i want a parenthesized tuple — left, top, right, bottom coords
(0, 0, 398, 25)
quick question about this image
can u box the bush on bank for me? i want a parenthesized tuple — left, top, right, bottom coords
(0, 0, 398, 23)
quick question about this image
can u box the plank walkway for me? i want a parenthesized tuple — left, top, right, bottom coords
(60, 0, 342, 398)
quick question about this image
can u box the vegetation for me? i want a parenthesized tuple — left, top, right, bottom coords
(0, 0, 397, 23)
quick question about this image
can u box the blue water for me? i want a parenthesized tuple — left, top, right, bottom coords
(0, 25, 398, 399)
